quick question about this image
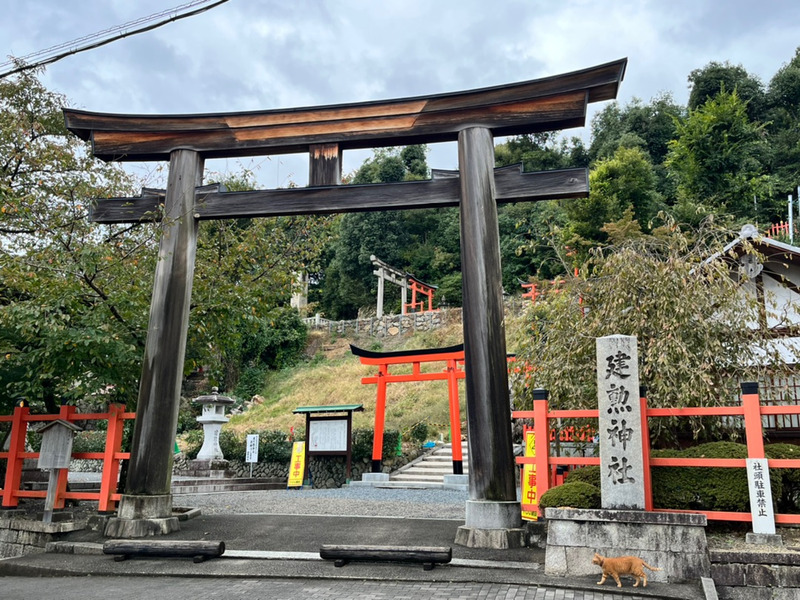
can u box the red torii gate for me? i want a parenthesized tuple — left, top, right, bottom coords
(404, 275, 437, 313)
(352, 345, 520, 476)
(351, 344, 467, 474)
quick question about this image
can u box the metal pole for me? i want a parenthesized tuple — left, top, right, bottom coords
(789, 194, 794, 244)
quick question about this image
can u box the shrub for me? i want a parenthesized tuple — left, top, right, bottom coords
(182, 429, 204, 459)
(539, 481, 601, 510)
(252, 429, 292, 463)
(352, 428, 400, 462)
(72, 430, 106, 453)
(765, 443, 800, 513)
(564, 465, 601, 488)
(409, 421, 429, 445)
(651, 442, 782, 512)
(235, 365, 269, 399)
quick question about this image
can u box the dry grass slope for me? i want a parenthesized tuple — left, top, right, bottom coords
(226, 319, 469, 439)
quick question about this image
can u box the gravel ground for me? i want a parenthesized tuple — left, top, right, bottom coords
(173, 486, 470, 520)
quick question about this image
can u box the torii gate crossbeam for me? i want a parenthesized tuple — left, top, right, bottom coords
(63, 58, 626, 544)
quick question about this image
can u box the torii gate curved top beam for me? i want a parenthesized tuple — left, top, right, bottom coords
(64, 58, 626, 162)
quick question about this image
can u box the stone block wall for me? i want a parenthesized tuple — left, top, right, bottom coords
(0, 514, 85, 558)
(173, 450, 419, 489)
(711, 549, 800, 600)
(544, 507, 710, 584)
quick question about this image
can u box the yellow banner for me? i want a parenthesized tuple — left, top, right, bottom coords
(521, 430, 537, 521)
(287, 441, 306, 488)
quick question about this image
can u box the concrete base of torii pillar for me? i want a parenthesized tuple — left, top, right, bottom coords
(104, 494, 179, 538)
(455, 500, 526, 549)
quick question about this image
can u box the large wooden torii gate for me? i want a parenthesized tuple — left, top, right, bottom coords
(64, 58, 626, 542)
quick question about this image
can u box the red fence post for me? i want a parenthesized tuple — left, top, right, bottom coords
(99, 403, 126, 512)
(532, 388, 550, 517)
(446, 359, 464, 474)
(639, 387, 654, 511)
(741, 381, 765, 459)
(2, 404, 29, 507)
(371, 365, 388, 472)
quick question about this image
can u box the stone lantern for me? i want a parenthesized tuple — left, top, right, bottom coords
(193, 387, 234, 462)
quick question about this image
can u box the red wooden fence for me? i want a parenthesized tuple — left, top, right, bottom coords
(513, 384, 800, 524)
(0, 403, 134, 512)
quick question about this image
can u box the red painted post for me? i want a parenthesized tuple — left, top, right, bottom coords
(639, 388, 654, 511)
(99, 403, 126, 512)
(53, 404, 77, 509)
(372, 365, 388, 472)
(447, 359, 463, 473)
(2, 404, 29, 507)
(532, 389, 550, 517)
(741, 382, 765, 459)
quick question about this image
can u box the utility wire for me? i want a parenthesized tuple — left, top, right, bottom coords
(0, 0, 230, 79)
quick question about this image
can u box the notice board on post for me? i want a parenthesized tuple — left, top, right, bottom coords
(293, 404, 364, 484)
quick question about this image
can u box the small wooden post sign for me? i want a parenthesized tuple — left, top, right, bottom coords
(35, 419, 82, 523)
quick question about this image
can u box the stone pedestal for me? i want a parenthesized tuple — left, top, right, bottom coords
(104, 494, 179, 538)
(545, 508, 710, 583)
(455, 500, 525, 549)
(185, 459, 230, 478)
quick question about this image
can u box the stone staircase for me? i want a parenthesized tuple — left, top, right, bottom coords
(378, 442, 469, 489)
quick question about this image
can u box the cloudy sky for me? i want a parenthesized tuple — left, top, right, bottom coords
(2, 0, 799, 186)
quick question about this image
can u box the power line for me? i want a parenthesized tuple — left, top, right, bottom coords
(0, 0, 231, 79)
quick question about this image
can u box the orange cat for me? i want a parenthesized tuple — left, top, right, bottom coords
(592, 552, 662, 588)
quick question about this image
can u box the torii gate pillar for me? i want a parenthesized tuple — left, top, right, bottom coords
(105, 149, 203, 538)
(455, 128, 522, 548)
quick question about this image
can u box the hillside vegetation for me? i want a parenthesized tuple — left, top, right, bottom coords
(225, 315, 476, 439)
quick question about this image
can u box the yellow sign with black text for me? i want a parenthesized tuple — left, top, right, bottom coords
(287, 441, 306, 488)
(521, 431, 538, 521)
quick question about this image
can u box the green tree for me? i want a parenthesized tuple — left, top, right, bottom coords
(764, 47, 800, 197)
(565, 146, 662, 245)
(0, 68, 333, 413)
(590, 94, 684, 167)
(509, 221, 791, 444)
(0, 67, 146, 413)
(666, 89, 772, 223)
(318, 145, 453, 319)
(687, 61, 766, 122)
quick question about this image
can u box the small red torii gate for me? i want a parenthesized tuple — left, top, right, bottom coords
(351, 344, 518, 476)
(351, 344, 466, 474)
(404, 275, 437, 313)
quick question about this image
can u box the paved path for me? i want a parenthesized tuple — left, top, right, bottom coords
(1, 576, 651, 600)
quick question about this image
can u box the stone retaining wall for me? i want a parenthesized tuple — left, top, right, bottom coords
(544, 507, 710, 584)
(0, 513, 85, 558)
(173, 450, 420, 488)
(711, 549, 800, 600)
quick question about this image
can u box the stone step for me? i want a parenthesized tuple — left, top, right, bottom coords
(395, 465, 467, 475)
(171, 481, 284, 494)
(390, 473, 461, 483)
(368, 480, 457, 489)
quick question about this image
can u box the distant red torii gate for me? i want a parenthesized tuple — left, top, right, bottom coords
(351, 344, 467, 474)
(351, 344, 519, 476)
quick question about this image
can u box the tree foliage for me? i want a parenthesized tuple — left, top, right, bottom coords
(509, 220, 792, 443)
(0, 68, 332, 413)
(1, 67, 146, 413)
(666, 89, 772, 222)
